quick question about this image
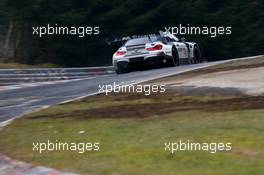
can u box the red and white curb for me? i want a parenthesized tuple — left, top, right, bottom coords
(0, 154, 78, 175)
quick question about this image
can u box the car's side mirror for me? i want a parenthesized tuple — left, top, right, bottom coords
(180, 37, 186, 42)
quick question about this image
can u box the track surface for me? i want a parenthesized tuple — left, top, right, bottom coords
(0, 58, 255, 123)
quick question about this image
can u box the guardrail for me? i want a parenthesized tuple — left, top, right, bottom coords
(0, 66, 114, 85)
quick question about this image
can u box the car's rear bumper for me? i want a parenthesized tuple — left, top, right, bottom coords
(113, 52, 172, 68)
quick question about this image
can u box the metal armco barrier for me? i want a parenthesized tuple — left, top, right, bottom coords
(0, 66, 114, 85)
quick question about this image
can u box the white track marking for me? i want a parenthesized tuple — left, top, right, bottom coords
(0, 75, 107, 91)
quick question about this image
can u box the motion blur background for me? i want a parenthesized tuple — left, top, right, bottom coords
(0, 0, 263, 67)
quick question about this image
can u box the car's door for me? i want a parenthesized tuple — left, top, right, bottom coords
(165, 36, 188, 59)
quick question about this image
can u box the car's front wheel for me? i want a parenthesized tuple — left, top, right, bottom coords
(115, 62, 129, 74)
(171, 47, 180, 66)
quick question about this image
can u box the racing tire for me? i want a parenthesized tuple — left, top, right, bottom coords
(171, 47, 180, 66)
(193, 46, 202, 64)
(115, 62, 129, 74)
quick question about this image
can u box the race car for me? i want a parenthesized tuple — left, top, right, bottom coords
(112, 31, 202, 74)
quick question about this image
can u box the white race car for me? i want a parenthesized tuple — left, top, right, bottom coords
(112, 31, 202, 74)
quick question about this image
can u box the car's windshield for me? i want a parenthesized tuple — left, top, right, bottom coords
(125, 35, 160, 46)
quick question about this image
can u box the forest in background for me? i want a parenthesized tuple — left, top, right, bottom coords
(0, 0, 263, 67)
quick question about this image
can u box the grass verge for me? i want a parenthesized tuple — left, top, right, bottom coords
(0, 62, 61, 69)
(0, 93, 263, 175)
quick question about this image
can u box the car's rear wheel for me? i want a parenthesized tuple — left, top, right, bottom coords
(193, 46, 202, 64)
(171, 47, 180, 66)
(115, 62, 129, 74)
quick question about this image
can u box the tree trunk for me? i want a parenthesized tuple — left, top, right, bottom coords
(2, 19, 14, 61)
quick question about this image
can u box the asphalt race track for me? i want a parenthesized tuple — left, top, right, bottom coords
(0, 57, 258, 124)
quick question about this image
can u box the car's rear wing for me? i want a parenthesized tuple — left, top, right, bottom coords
(105, 31, 166, 45)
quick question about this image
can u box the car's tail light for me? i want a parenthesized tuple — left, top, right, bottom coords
(146, 44, 163, 51)
(115, 51, 126, 56)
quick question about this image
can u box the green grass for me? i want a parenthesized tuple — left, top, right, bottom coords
(0, 62, 61, 69)
(0, 95, 263, 175)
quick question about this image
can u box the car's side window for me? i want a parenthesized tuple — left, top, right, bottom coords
(170, 38, 177, 42)
(165, 37, 174, 43)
